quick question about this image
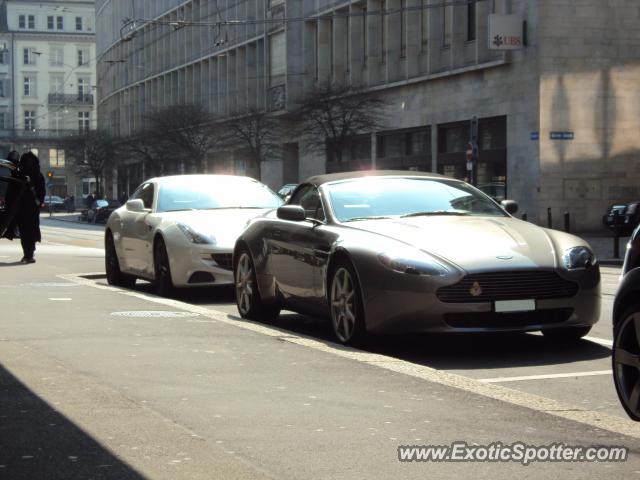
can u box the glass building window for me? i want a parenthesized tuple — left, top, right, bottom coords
(78, 111, 90, 132)
(49, 149, 65, 167)
(24, 111, 36, 131)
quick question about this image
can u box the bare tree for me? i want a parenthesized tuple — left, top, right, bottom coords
(293, 83, 386, 164)
(118, 128, 171, 178)
(145, 103, 221, 172)
(223, 109, 283, 180)
(62, 129, 115, 197)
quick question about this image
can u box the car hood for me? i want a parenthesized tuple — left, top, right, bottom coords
(158, 208, 273, 248)
(346, 215, 559, 272)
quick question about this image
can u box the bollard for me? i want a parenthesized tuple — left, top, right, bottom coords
(613, 210, 620, 259)
(521, 212, 528, 222)
(547, 207, 552, 229)
(564, 212, 570, 233)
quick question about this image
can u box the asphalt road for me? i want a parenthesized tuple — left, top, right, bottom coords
(0, 218, 638, 479)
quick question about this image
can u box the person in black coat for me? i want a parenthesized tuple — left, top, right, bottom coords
(13, 152, 45, 263)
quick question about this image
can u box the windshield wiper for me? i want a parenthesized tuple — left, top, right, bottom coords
(401, 210, 470, 218)
(344, 216, 393, 222)
(164, 208, 196, 212)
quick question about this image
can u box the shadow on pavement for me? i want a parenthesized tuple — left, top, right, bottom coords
(271, 313, 612, 371)
(0, 364, 146, 480)
(102, 278, 611, 372)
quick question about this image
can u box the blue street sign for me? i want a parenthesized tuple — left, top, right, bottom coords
(550, 131, 574, 140)
(47, 181, 54, 189)
(530, 132, 539, 141)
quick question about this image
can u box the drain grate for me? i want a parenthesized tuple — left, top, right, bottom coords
(110, 311, 200, 318)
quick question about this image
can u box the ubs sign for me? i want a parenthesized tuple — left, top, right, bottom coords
(488, 14, 524, 50)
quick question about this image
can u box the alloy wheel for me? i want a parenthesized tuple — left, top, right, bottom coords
(331, 267, 357, 343)
(236, 253, 254, 316)
(613, 310, 640, 420)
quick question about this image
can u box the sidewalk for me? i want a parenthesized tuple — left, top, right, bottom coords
(41, 211, 83, 223)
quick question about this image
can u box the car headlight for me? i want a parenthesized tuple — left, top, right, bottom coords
(562, 246, 596, 270)
(378, 251, 448, 276)
(177, 223, 216, 245)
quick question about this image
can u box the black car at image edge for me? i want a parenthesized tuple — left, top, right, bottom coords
(612, 224, 640, 420)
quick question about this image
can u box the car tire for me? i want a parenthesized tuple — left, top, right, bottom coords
(542, 326, 592, 341)
(154, 237, 175, 297)
(613, 304, 640, 421)
(234, 245, 280, 322)
(329, 258, 366, 346)
(105, 232, 136, 288)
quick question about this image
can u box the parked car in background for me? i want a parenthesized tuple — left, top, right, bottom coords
(41, 195, 65, 212)
(277, 184, 297, 200)
(603, 202, 640, 236)
(612, 224, 640, 421)
(87, 199, 121, 224)
(105, 175, 282, 297)
(477, 182, 506, 202)
(234, 171, 600, 345)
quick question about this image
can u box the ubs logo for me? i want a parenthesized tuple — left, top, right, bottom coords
(470, 281, 483, 297)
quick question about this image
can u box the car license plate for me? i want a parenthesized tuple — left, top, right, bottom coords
(495, 299, 536, 313)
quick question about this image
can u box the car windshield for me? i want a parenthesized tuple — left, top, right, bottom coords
(326, 177, 507, 222)
(157, 177, 283, 213)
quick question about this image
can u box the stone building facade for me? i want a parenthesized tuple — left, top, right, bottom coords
(96, 0, 640, 231)
(0, 0, 97, 200)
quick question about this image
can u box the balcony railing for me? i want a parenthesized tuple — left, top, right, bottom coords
(48, 93, 95, 106)
(0, 128, 88, 139)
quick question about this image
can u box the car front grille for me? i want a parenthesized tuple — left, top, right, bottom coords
(443, 308, 574, 329)
(211, 253, 233, 271)
(436, 271, 579, 303)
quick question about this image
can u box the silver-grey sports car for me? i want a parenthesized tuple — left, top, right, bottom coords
(233, 171, 601, 345)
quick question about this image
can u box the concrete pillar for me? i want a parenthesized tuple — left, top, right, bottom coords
(303, 20, 317, 91)
(371, 132, 377, 169)
(349, 3, 364, 87)
(406, 0, 421, 78)
(366, 0, 383, 85)
(237, 46, 247, 112)
(386, 0, 402, 82)
(317, 18, 332, 85)
(451, 1, 466, 69)
(428, 0, 442, 73)
(247, 44, 258, 109)
(476, 0, 489, 63)
(112, 166, 118, 200)
(431, 124, 438, 173)
(333, 11, 348, 86)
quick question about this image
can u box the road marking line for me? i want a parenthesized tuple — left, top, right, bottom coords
(478, 370, 613, 383)
(48, 298, 72, 301)
(584, 336, 614, 347)
(59, 272, 640, 440)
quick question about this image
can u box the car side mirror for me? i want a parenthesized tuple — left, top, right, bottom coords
(277, 205, 306, 222)
(501, 200, 519, 215)
(126, 199, 147, 212)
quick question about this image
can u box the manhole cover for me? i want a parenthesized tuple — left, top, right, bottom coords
(111, 311, 200, 318)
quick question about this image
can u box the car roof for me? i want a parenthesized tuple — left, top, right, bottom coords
(304, 170, 446, 187)
(146, 174, 260, 185)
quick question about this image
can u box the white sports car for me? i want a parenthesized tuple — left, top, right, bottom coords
(105, 174, 282, 296)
